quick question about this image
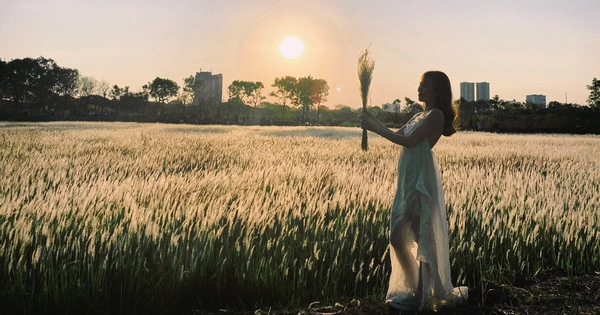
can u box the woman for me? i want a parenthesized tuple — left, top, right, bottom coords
(361, 71, 468, 311)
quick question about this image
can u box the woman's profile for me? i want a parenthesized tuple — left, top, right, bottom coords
(361, 71, 468, 311)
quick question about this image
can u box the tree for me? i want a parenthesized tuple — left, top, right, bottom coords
(296, 76, 315, 123)
(403, 97, 422, 115)
(245, 81, 265, 120)
(587, 77, 600, 108)
(457, 97, 475, 130)
(78, 76, 97, 113)
(311, 78, 329, 124)
(472, 99, 491, 115)
(368, 105, 383, 118)
(227, 80, 246, 122)
(79, 76, 97, 97)
(0, 57, 65, 110)
(110, 85, 128, 101)
(270, 76, 296, 106)
(524, 100, 540, 113)
(547, 101, 562, 109)
(120, 90, 148, 111)
(144, 77, 179, 104)
(53, 67, 80, 112)
(270, 75, 330, 123)
(180, 75, 199, 106)
(0, 59, 6, 101)
(3, 58, 42, 108)
(32, 57, 60, 107)
(270, 76, 297, 118)
(226, 80, 265, 122)
(98, 80, 110, 99)
(334, 104, 358, 125)
(506, 99, 524, 113)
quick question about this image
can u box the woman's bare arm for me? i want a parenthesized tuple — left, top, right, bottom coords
(362, 109, 444, 148)
(395, 125, 406, 135)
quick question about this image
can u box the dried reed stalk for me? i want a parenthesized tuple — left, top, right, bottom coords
(358, 48, 375, 151)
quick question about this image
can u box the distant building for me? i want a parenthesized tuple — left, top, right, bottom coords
(526, 94, 546, 108)
(476, 82, 490, 101)
(194, 71, 223, 106)
(461, 81, 490, 102)
(382, 102, 401, 113)
(460, 82, 475, 102)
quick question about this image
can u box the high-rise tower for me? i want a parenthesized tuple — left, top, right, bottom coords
(526, 94, 546, 108)
(194, 71, 223, 106)
(460, 82, 475, 102)
(476, 82, 490, 101)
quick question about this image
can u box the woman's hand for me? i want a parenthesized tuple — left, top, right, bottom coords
(361, 110, 379, 132)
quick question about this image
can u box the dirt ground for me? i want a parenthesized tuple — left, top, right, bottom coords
(237, 269, 600, 315)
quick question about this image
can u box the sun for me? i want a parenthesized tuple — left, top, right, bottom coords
(278, 36, 305, 60)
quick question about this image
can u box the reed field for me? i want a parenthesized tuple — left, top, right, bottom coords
(0, 121, 599, 314)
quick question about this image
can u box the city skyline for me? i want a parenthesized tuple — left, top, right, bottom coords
(2, 0, 598, 108)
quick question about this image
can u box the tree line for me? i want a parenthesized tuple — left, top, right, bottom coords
(453, 94, 600, 134)
(0, 56, 339, 125)
(1, 56, 599, 133)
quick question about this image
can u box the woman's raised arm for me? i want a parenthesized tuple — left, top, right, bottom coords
(361, 109, 443, 148)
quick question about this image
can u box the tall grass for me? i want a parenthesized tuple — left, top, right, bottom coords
(0, 122, 598, 314)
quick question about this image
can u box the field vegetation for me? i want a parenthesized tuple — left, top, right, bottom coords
(0, 122, 599, 314)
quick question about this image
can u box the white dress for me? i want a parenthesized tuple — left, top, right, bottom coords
(386, 112, 468, 311)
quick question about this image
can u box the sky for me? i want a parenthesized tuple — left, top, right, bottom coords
(1, 0, 599, 108)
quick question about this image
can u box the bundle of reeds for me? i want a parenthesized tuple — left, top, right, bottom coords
(358, 48, 375, 151)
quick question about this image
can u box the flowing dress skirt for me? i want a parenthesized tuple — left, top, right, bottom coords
(386, 140, 468, 310)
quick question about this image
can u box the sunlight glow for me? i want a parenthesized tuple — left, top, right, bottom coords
(278, 36, 305, 60)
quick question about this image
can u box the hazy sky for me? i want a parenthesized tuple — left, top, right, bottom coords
(2, 0, 599, 107)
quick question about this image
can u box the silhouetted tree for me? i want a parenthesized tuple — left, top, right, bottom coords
(53, 67, 79, 113)
(506, 99, 525, 113)
(97, 80, 110, 99)
(270, 76, 296, 106)
(311, 78, 329, 124)
(144, 77, 179, 104)
(457, 98, 475, 129)
(79, 76, 97, 98)
(3, 58, 42, 108)
(33, 57, 60, 107)
(334, 104, 358, 125)
(110, 85, 128, 101)
(96, 80, 111, 110)
(489, 95, 502, 110)
(0, 59, 7, 100)
(403, 97, 422, 115)
(78, 76, 97, 113)
(587, 77, 600, 108)
(225, 80, 265, 122)
(244, 81, 265, 121)
(270, 76, 297, 118)
(180, 75, 198, 106)
(120, 91, 149, 112)
(227, 80, 246, 122)
(296, 76, 315, 123)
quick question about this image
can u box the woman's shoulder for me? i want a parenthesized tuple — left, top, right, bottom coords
(421, 108, 444, 122)
(426, 107, 444, 116)
(410, 109, 443, 125)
